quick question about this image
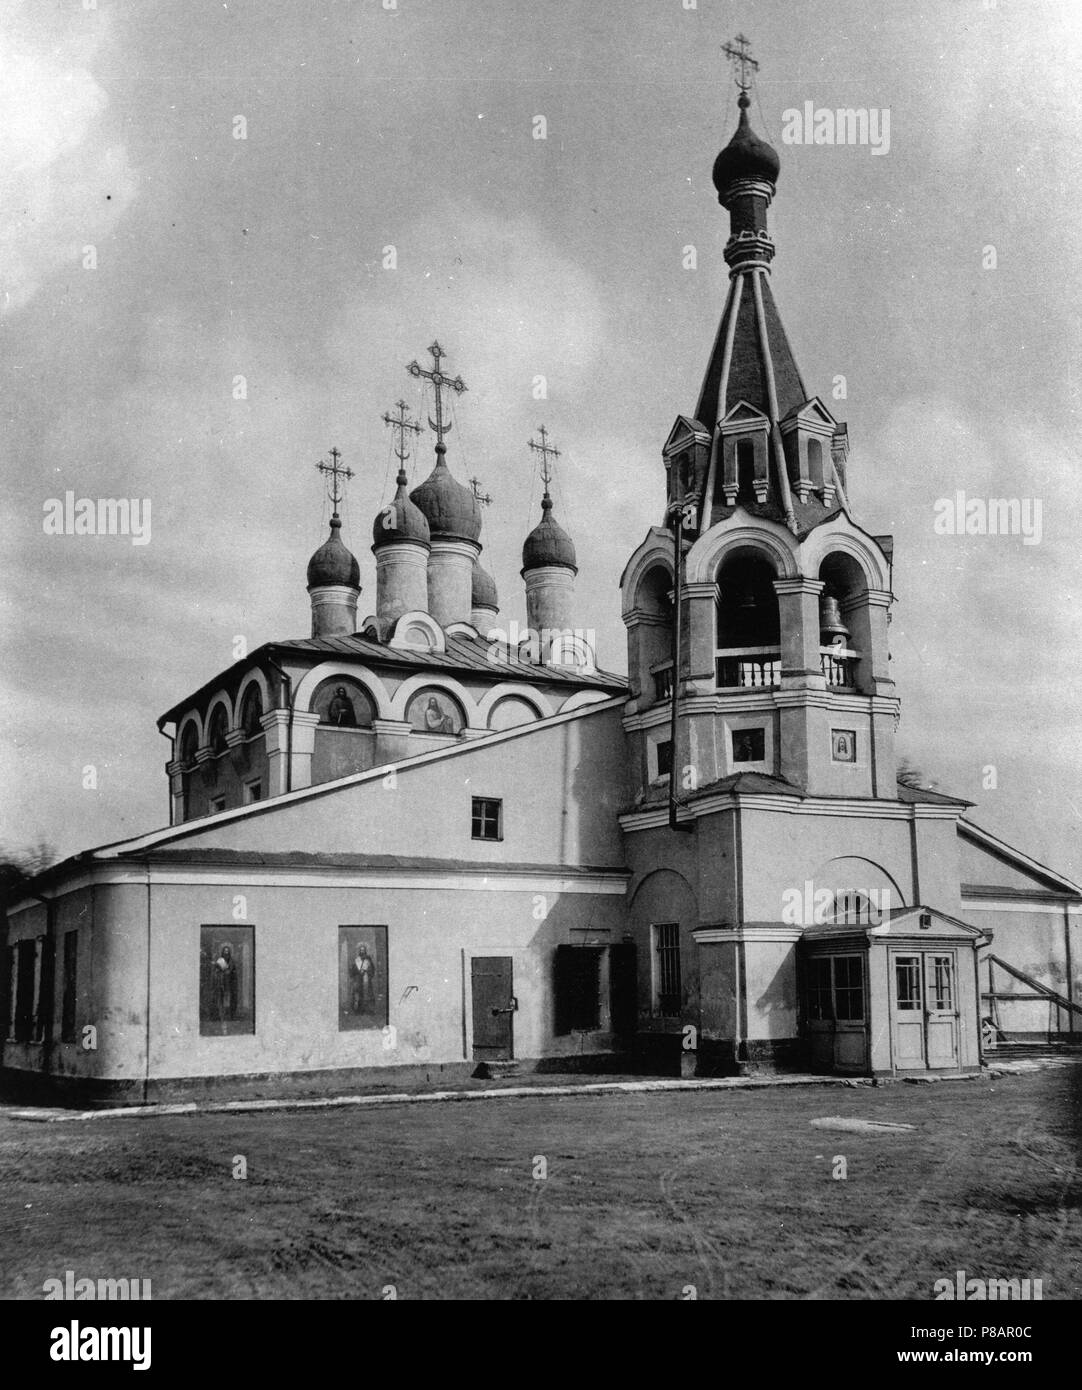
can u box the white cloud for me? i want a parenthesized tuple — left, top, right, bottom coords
(0, 6, 137, 315)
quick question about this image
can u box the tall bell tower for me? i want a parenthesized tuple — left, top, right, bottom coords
(622, 39, 898, 807)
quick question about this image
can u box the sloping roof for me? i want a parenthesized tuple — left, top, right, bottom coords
(896, 783, 974, 808)
(159, 631, 627, 725)
(113, 848, 627, 877)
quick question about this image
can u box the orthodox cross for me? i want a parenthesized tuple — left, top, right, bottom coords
(469, 477, 493, 508)
(382, 399, 422, 467)
(316, 446, 354, 514)
(406, 341, 467, 449)
(722, 34, 759, 92)
(528, 424, 560, 494)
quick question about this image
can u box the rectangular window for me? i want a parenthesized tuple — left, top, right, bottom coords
(208, 795, 226, 815)
(653, 923, 681, 1016)
(338, 926, 389, 1031)
(895, 955, 922, 1011)
(833, 955, 865, 1022)
(471, 796, 502, 841)
(655, 739, 673, 780)
(554, 946, 602, 1034)
(732, 727, 765, 763)
(61, 930, 78, 1043)
(931, 955, 954, 1011)
(12, 939, 39, 1043)
(244, 780, 262, 804)
(199, 925, 255, 1036)
(808, 956, 833, 1021)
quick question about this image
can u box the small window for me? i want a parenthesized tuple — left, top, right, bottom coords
(732, 727, 765, 763)
(471, 797, 502, 841)
(895, 956, 922, 1011)
(653, 923, 681, 1016)
(654, 739, 673, 780)
(61, 930, 78, 1043)
(244, 780, 262, 804)
(208, 795, 226, 815)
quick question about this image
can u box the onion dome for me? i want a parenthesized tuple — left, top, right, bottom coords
(307, 514, 360, 589)
(409, 447, 482, 542)
(712, 92, 780, 197)
(472, 559, 498, 610)
(522, 494, 577, 574)
(372, 468, 431, 549)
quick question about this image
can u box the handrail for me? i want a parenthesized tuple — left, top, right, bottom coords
(987, 953, 1082, 1018)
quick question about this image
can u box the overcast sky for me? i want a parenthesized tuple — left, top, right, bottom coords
(2, 0, 1080, 881)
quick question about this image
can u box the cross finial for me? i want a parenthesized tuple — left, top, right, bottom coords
(406, 340, 468, 452)
(528, 424, 560, 495)
(469, 477, 493, 508)
(722, 33, 759, 93)
(382, 399, 422, 475)
(316, 445, 355, 514)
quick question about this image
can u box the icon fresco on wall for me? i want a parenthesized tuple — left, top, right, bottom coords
(313, 679, 374, 727)
(338, 926, 389, 1031)
(406, 687, 464, 735)
(831, 728, 857, 763)
(199, 925, 255, 1036)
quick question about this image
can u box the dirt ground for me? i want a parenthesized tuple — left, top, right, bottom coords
(1, 1063, 1079, 1300)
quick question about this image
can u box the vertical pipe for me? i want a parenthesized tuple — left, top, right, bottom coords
(1064, 903, 1075, 1037)
(668, 509, 684, 832)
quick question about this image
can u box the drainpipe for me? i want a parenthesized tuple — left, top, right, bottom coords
(156, 722, 175, 825)
(668, 506, 694, 835)
(262, 650, 294, 795)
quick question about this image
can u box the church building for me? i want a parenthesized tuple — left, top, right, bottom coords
(5, 56, 1079, 1103)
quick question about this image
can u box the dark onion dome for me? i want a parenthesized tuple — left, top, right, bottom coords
(522, 494, 577, 574)
(307, 515, 360, 589)
(372, 469, 431, 549)
(712, 92, 780, 196)
(409, 448, 482, 542)
(471, 559, 498, 610)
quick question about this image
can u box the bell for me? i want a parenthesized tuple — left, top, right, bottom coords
(738, 585, 758, 610)
(819, 593, 850, 644)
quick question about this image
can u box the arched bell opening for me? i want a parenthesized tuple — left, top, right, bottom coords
(633, 564, 676, 704)
(817, 552, 867, 691)
(716, 549, 781, 689)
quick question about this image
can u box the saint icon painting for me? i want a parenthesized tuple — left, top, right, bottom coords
(338, 926, 389, 1031)
(199, 926, 255, 1036)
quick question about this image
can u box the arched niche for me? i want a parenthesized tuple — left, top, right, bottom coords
(207, 703, 230, 755)
(405, 686, 466, 736)
(239, 684, 264, 738)
(311, 677, 376, 729)
(488, 695, 543, 731)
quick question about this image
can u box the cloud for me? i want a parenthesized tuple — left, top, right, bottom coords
(0, 5, 137, 315)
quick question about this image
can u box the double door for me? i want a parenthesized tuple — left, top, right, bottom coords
(892, 950, 959, 1070)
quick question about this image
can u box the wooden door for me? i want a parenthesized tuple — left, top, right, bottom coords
(892, 951, 959, 1071)
(892, 954, 926, 1069)
(924, 952, 959, 1068)
(471, 956, 515, 1061)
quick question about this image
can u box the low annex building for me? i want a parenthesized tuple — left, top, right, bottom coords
(5, 63, 1079, 1104)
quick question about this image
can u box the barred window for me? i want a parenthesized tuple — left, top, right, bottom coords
(653, 922, 681, 1016)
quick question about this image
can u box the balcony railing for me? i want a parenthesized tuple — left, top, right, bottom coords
(820, 648, 858, 688)
(714, 646, 860, 690)
(716, 647, 782, 689)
